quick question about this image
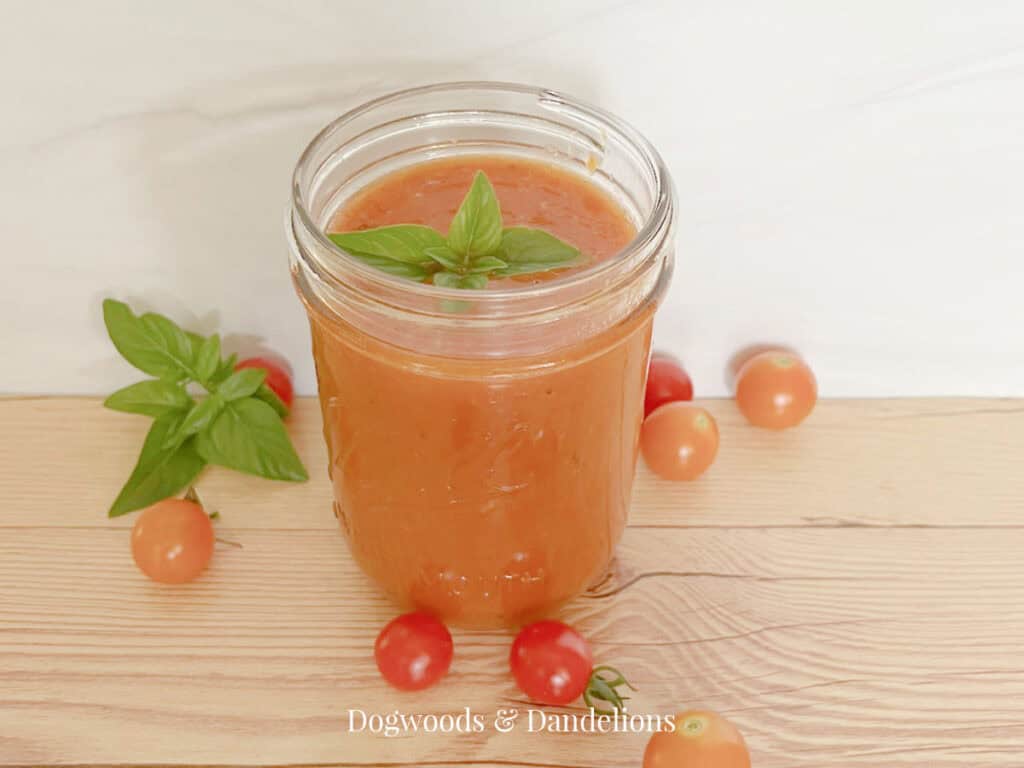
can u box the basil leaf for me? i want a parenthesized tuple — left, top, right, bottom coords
(328, 225, 443, 265)
(467, 255, 507, 274)
(163, 394, 225, 450)
(494, 227, 583, 276)
(211, 353, 238, 386)
(424, 246, 461, 271)
(440, 298, 472, 314)
(195, 398, 307, 482)
(434, 272, 489, 290)
(447, 171, 503, 258)
(458, 274, 489, 289)
(109, 413, 206, 517)
(104, 380, 193, 417)
(188, 332, 229, 384)
(217, 368, 266, 402)
(193, 334, 221, 384)
(103, 299, 197, 381)
(254, 383, 289, 418)
(339, 250, 431, 280)
(186, 331, 205, 355)
(433, 271, 462, 289)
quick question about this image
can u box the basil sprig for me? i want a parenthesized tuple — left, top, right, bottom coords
(102, 299, 308, 517)
(328, 171, 585, 289)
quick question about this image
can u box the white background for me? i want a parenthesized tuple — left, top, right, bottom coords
(2, 1, 1021, 396)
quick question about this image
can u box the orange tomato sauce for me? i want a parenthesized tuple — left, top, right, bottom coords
(331, 155, 634, 285)
(308, 156, 651, 627)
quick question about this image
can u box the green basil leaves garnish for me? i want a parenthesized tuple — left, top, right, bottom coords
(103, 299, 308, 516)
(327, 171, 585, 289)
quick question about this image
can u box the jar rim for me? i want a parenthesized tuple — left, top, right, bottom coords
(290, 81, 673, 311)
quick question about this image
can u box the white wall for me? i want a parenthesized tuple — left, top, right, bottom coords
(2, 1, 1021, 396)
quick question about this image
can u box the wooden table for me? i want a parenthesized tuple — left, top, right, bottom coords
(2, 397, 1022, 767)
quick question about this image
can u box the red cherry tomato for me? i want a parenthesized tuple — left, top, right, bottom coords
(735, 350, 816, 429)
(374, 612, 453, 691)
(509, 620, 593, 705)
(131, 499, 214, 584)
(644, 710, 751, 768)
(235, 356, 294, 409)
(641, 403, 719, 481)
(645, 354, 694, 418)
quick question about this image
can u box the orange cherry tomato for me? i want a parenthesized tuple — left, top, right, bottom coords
(735, 350, 816, 429)
(641, 403, 719, 481)
(131, 499, 214, 584)
(644, 710, 751, 768)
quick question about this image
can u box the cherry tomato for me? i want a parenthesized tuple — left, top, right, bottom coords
(131, 499, 215, 584)
(641, 403, 719, 481)
(235, 356, 294, 409)
(644, 710, 750, 768)
(509, 620, 593, 705)
(645, 354, 694, 418)
(374, 612, 453, 691)
(735, 350, 816, 429)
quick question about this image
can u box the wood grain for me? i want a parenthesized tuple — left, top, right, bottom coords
(1, 398, 1022, 529)
(1, 398, 1023, 767)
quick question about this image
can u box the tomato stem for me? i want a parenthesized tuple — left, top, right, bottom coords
(184, 485, 221, 520)
(583, 665, 636, 714)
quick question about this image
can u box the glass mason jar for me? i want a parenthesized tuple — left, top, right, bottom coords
(288, 82, 674, 628)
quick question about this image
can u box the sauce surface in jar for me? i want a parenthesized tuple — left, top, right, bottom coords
(310, 155, 652, 627)
(331, 155, 634, 285)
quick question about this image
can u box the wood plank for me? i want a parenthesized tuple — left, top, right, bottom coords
(2, 526, 1022, 767)
(1, 398, 1022, 529)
